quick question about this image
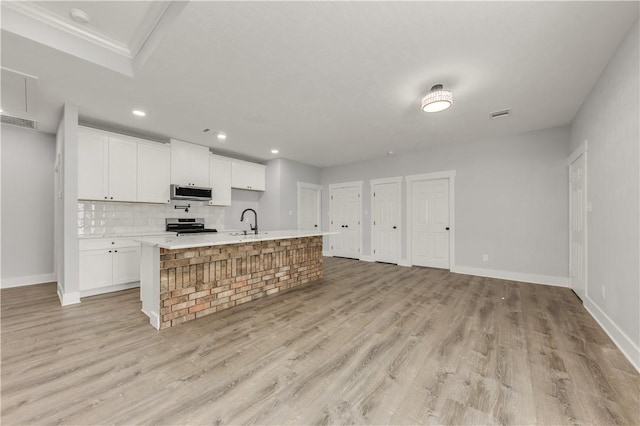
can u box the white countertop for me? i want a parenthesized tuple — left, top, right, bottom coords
(136, 230, 332, 249)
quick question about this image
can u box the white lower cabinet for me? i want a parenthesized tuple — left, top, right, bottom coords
(112, 246, 141, 284)
(79, 238, 141, 297)
(79, 249, 113, 291)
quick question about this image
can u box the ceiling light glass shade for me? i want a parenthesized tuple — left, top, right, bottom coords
(421, 84, 453, 112)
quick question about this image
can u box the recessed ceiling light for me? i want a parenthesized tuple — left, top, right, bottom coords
(69, 8, 90, 24)
(132, 110, 146, 117)
(271, 149, 279, 154)
(217, 132, 227, 140)
(387, 150, 395, 155)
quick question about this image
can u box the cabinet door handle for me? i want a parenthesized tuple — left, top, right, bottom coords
(108, 250, 112, 253)
(104, 196, 107, 199)
(445, 227, 450, 230)
(393, 226, 397, 229)
(114, 250, 118, 253)
(344, 225, 349, 228)
(110, 197, 113, 200)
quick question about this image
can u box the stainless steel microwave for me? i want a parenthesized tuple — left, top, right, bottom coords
(170, 184, 213, 201)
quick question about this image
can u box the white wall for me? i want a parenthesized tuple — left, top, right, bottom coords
(1, 124, 56, 287)
(571, 20, 639, 369)
(259, 159, 282, 231)
(225, 189, 261, 231)
(321, 126, 571, 284)
(259, 158, 321, 230)
(57, 103, 80, 305)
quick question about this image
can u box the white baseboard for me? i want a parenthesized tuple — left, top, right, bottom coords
(322, 251, 333, 257)
(359, 255, 375, 262)
(583, 296, 640, 373)
(451, 266, 569, 287)
(1, 273, 56, 289)
(80, 282, 140, 298)
(141, 308, 160, 330)
(57, 284, 80, 306)
(398, 259, 412, 267)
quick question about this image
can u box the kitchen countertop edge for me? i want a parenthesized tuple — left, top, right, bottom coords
(135, 230, 335, 250)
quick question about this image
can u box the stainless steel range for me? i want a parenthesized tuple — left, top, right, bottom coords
(166, 218, 218, 235)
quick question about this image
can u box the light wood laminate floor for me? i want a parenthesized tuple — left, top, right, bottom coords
(2, 257, 639, 425)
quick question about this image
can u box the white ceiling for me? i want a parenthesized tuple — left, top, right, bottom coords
(1, 1, 638, 167)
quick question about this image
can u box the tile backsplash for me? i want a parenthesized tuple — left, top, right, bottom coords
(77, 201, 225, 235)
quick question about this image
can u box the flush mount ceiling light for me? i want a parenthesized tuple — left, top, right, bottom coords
(69, 8, 90, 24)
(132, 109, 146, 117)
(217, 132, 227, 141)
(421, 84, 453, 113)
(271, 149, 279, 154)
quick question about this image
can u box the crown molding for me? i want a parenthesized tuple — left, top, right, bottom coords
(2, 1, 133, 57)
(127, 1, 172, 58)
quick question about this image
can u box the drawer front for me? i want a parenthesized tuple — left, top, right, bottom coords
(79, 238, 140, 251)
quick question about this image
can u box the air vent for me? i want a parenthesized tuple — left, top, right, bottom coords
(490, 109, 511, 119)
(1, 114, 37, 130)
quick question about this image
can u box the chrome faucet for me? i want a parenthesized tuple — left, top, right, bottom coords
(240, 208, 258, 235)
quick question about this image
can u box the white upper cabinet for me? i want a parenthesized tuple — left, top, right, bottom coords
(209, 154, 232, 206)
(78, 128, 109, 200)
(138, 141, 171, 203)
(79, 127, 137, 201)
(231, 160, 266, 191)
(78, 126, 169, 203)
(170, 139, 210, 187)
(108, 136, 137, 202)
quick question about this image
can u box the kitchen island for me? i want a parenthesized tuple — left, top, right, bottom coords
(138, 231, 327, 329)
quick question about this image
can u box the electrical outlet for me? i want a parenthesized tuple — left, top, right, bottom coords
(482, 254, 489, 262)
(601, 286, 606, 300)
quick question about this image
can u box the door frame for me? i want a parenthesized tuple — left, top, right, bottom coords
(567, 140, 588, 300)
(297, 182, 322, 230)
(405, 170, 456, 269)
(370, 176, 402, 264)
(329, 181, 363, 259)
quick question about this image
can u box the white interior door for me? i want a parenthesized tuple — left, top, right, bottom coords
(298, 183, 321, 230)
(330, 184, 361, 259)
(372, 180, 400, 263)
(569, 153, 586, 300)
(410, 178, 450, 269)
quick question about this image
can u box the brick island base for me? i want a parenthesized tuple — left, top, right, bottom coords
(140, 236, 323, 329)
